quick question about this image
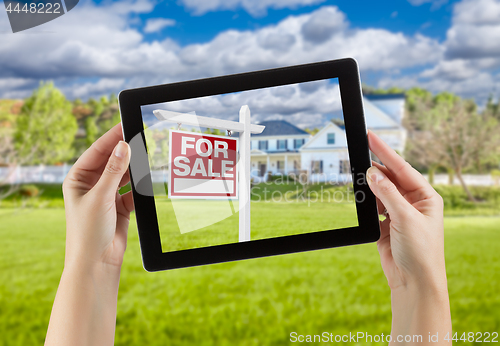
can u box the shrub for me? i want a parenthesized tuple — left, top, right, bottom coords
(19, 185, 40, 197)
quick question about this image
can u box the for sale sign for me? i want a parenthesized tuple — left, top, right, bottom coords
(168, 130, 238, 199)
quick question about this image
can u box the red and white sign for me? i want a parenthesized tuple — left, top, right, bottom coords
(168, 130, 238, 199)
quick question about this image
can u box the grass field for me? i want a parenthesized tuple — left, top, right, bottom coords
(156, 198, 358, 252)
(0, 204, 499, 345)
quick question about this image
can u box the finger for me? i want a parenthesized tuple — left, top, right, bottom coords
(119, 169, 130, 188)
(366, 165, 415, 218)
(378, 217, 391, 244)
(119, 190, 135, 214)
(94, 141, 131, 199)
(372, 160, 440, 209)
(115, 191, 134, 253)
(377, 218, 392, 261)
(368, 130, 432, 195)
(376, 197, 385, 215)
(372, 161, 407, 196)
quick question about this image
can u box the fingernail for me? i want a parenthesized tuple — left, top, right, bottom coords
(367, 166, 385, 184)
(115, 141, 128, 158)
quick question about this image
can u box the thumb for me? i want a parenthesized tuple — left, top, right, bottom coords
(95, 141, 131, 198)
(366, 166, 411, 218)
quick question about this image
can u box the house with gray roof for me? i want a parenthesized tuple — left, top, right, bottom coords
(250, 94, 406, 182)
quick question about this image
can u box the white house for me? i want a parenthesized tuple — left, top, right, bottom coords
(250, 94, 406, 183)
(249, 120, 311, 178)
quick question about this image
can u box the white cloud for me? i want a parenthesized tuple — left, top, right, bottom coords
(403, 0, 500, 105)
(301, 6, 347, 43)
(179, 0, 326, 17)
(407, 0, 448, 10)
(445, 0, 500, 59)
(144, 18, 176, 33)
(1, 4, 442, 94)
(452, 0, 500, 25)
(420, 59, 477, 81)
(377, 0, 500, 106)
(66, 78, 127, 99)
(5, 0, 498, 108)
(148, 81, 342, 128)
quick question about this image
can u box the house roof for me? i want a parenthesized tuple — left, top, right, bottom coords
(300, 122, 346, 151)
(364, 93, 405, 101)
(363, 97, 401, 129)
(251, 120, 309, 137)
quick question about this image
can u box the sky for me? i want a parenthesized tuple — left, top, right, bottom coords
(0, 0, 499, 108)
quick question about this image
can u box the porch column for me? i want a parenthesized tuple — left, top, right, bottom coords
(284, 155, 288, 174)
(267, 155, 271, 177)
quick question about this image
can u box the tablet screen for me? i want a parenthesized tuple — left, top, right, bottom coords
(134, 78, 360, 253)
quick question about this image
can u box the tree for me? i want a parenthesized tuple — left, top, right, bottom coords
(407, 91, 500, 201)
(84, 115, 99, 148)
(14, 82, 77, 165)
(304, 127, 319, 135)
(485, 95, 499, 121)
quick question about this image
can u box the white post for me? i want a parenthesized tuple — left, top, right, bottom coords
(239, 105, 251, 242)
(284, 155, 288, 175)
(266, 155, 270, 181)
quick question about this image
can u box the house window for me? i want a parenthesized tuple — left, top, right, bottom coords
(277, 139, 287, 150)
(339, 160, 350, 174)
(311, 160, 323, 174)
(258, 140, 268, 150)
(277, 160, 285, 172)
(294, 138, 305, 149)
(327, 133, 335, 145)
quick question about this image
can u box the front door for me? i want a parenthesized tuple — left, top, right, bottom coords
(259, 163, 267, 177)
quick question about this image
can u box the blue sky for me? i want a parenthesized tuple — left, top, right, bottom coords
(138, 0, 458, 44)
(0, 0, 499, 107)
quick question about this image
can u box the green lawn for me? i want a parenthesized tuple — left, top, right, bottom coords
(0, 206, 499, 345)
(156, 199, 358, 252)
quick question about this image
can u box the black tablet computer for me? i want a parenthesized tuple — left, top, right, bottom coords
(119, 58, 380, 271)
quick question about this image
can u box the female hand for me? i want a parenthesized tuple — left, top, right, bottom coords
(62, 123, 134, 269)
(366, 130, 451, 344)
(46, 124, 134, 346)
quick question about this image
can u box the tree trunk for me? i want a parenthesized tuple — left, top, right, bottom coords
(456, 169, 476, 202)
(428, 164, 436, 185)
(447, 168, 455, 185)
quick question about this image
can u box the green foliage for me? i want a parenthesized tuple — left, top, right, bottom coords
(19, 184, 39, 197)
(109, 93, 118, 106)
(0, 184, 64, 208)
(304, 127, 319, 135)
(404, 88, 500, 200)
(434, 185, 500, 215)
(88, 97, 104, 118)
(98, 111, 121, 137)
(0, 209, 499, 345)
(492, 170, 500, 186)
(485, 95, 500, 121)
(204, 128, 222, 135)
(84, 116, 99, 148)
(14, 82, 77, 165)
(362, 84, 405, 95)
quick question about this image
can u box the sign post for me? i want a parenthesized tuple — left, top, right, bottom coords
(153, 106, 264, 242)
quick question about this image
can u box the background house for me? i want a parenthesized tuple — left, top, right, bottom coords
(250, 94, 406, 182)
(249, 120, 311, 179)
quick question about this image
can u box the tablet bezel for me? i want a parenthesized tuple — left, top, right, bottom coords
(119, 58, 380, 271)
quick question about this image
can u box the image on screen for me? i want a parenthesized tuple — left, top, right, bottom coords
(133, 78, 359, 253)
